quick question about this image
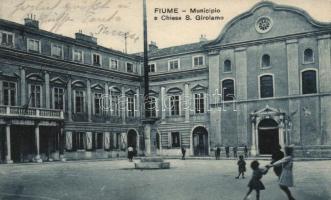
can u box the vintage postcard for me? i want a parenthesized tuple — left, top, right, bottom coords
(0, 0, 330, 199)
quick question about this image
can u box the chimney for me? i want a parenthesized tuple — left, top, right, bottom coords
(149, 41, 158, 51)
(199, 34, 207, 42)
(75, 30, 97, 44)
(24, 14, 39, 29)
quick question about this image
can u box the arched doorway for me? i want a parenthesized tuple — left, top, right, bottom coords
(258, 119, 279, 154)
(192, 126, 208, 156)
(127, 129, 138, 155)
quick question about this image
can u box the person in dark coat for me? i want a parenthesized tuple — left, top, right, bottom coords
(233, 146, 238, 158)
(216, 147, 221, 160)
(181, 146, 186, 160)
(225, 146, 229, 158)
(235, 155, 246, 179)
(243, 160, 269, 200)
(244, 145, 248, 158)
(271, 144, 285, 178)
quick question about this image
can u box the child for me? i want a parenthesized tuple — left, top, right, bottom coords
(235, 155, 246, 179)
(243, 160, 269, 200)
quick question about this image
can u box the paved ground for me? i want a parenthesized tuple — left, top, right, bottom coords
(0, 159, 330, 200)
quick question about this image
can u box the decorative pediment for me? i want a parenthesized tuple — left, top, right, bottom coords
(191, 84, 207, 91)
(72, 80, 85, 88)
(110, 87, 121, 94)
(149, 90, 159, 96)
(252, 105, 281, 115)
(167, 87, 182, 94)
(51, 77, 67, 85)
(26, 73, 44, 82)
(91, 83, 104, 91)
(125, 89, 135, 95)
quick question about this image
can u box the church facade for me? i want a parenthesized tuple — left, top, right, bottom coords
(0, 1, 330, 163)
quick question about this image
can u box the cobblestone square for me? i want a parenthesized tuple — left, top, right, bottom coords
(0, 159, 330, 200)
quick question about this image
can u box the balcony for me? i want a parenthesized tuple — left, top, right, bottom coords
(0, 105, 64, 120)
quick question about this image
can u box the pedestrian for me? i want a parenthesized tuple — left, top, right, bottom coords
(235, 155, 246, 179)
(270, 144, 285, 178)
(243, 160, 269, 200)
(128, 146, 134, 162)
(267, 146, 296, 200)
(181, 146, 186, 160)
(216, 146, 221, 160)
(225, 146, 229, 158)
(244, 145, 248, 158)
(214, 146, 218, 160)
(233, 146, 237, 158)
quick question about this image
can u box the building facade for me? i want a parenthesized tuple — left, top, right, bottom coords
(0, 1, 330, 163)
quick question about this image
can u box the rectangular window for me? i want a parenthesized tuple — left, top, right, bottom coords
(1, 31, 14, 46)
(53, 87, 64, 110)
(93, 132, 103, 150)
(148, 63, 156, 73)
(111, 95, 119, 116)
(193, 56, 204, 67)
(127, 97, 134, 117)
(27, 39, 40, 52)
(30, 84, 42, 108)
(110, 59, 118, 70)
(92, 53, 101, 66)
(146, 97, 157, 117)
(169, 59, 179, 70)
(3, 81, 16, 106)
(51, 44, 63, 58)
(170, 95, 180, 116)
(94, 93, 102, 114)
(73, 132, 86, 150)
(73, 49, 83, 62)
(75, 90, 84, 113)
(171, 132, 180, 148)
(194, 93, 204, 114)
(260, 75, 274, 98)
(126, 62, 134, 73)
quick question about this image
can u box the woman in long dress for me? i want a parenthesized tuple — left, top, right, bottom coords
(268, 146, 295, 200)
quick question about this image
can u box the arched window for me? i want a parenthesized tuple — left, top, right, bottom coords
(302, 70, 317, 94)
(222, 79, 235, 101)
(261, 54, 271, 68)
(259, 75, 274, 98)
(224, 60, 232, 72)
(304, 48, 314, 63)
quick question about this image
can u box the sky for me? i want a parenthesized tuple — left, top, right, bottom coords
(0, 0, 330, 53)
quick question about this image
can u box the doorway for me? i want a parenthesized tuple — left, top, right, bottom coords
(192, 126, 208, 156)
(127, 129, 137, 155)
(258, 119, 279, 154)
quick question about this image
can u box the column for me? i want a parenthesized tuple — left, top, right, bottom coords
(235, 47, 248, 145)
(35, 123, 42, 163)
(250, 121, 257, 156)
(20, 67, 26, 106)
(135, 88, 140, 117)
(87, 79, 92, 122)
(5, 124, 13, 163)
(121, 86, 126, 124)
(279, 122, 285, 150)
(104, 82, 109, 113)
(208, 50, 221, 147)
(45, 71, 50, 109)
(160, 86, 166, 121)
(286, 39, 301, 145)
(59, 123, 66, 161)
(318, 35, 331, 145)
(184, 83, 190, 122)
(144, 124, 151, 156)
(67, 79, 72, 121)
